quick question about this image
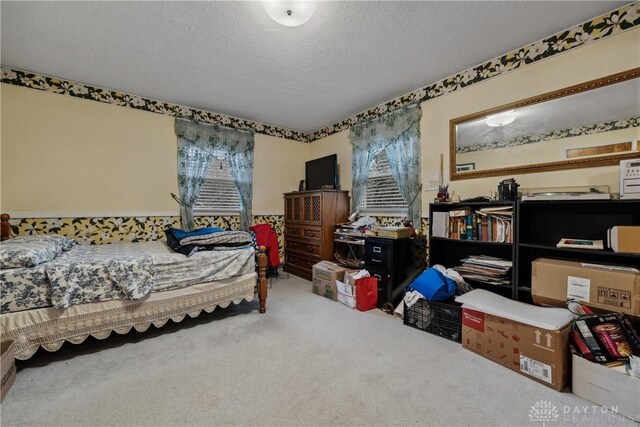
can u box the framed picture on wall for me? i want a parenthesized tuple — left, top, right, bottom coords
(456, 163, 475, 172)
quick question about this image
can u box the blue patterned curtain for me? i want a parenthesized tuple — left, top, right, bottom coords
(174, 119, 255, 230)
(349, 105, 422, 225)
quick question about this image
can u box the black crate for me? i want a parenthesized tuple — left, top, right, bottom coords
(403, 299, 462, 343)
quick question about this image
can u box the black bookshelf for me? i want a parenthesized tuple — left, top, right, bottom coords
(516, 199, 640, 302)
(428, 201, 517, 300)
(428, 199, 640, 304)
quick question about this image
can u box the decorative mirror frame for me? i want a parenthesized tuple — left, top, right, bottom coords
(449, 68, 640, 181)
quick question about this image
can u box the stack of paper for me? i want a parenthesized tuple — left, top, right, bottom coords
(454, 255, 512, 286)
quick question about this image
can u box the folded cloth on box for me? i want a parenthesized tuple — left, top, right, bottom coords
(455, 289, 574, 330)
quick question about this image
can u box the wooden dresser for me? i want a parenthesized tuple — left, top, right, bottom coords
(283, 190, 350, 280)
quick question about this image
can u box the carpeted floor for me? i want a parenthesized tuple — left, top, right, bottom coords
(1, 276, 637, 427)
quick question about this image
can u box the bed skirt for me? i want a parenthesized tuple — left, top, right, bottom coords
(1, 273, 257, 360)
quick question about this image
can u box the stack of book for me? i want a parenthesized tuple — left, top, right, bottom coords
(446, 206, 513, 243)
(454, 255, 512, 286)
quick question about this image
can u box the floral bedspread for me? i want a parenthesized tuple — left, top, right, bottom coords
(1, 241, 255, 313)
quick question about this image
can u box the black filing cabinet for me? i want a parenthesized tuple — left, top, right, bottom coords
(364, 236, 426, 309)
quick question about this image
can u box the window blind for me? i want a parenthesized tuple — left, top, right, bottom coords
(193, 156, 241, 212)
(359, 151, 407, 210)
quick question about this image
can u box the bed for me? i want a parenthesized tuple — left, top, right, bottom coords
(0, 213, 268, 360)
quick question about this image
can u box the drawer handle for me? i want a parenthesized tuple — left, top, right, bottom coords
(374, 274, 381, 280)
(307, 231, 317, 237)
(372, 259, 382, 263)
(373, 246, 381, 253)
(307, 245, 315, 251)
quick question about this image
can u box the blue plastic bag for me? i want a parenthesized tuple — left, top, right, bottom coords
(407, 267, 457, 301)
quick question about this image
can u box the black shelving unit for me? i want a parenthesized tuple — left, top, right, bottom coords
(516, 199, 640, 302)
(428, 199, 640, 304)
(428, 201, 517, 300)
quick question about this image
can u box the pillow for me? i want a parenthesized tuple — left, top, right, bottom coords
(0, 235, 76, 268)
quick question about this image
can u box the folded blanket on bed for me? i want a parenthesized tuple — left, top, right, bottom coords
(178, 230, 253, 247)
(164, 228, 254, 257)
(169, 227, 223, 241)
(46, 258, 155, 308)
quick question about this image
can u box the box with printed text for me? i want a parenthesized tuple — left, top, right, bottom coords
(462, 308, 570, 391)
(312, 261, 347, 301)
(531, 258, 640, 316)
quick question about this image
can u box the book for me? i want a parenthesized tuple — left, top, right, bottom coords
(465, 214, 473, 240)
(432, 212, 449, 238)
(557, 238, 604, 250)
(481, 216, 488, 241)
(449, 207, 471, 217)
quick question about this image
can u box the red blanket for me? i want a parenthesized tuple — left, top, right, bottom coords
(249, 224, 280, 268)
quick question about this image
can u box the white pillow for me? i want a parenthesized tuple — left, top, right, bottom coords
(0, 235, 76, 268)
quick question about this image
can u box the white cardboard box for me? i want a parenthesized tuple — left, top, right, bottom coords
(336, 279, 356, 297)
(572, 354, 640, 421)
(337, 291, 356, 309)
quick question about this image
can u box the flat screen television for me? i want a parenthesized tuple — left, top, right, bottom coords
(305, 154, 337, 191)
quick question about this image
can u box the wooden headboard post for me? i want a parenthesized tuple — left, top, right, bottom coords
(0, 213, 10, 241)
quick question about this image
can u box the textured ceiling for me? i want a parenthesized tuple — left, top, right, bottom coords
(0, 1, 628, 133)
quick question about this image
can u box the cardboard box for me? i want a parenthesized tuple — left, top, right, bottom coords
(343, 270, 360, 292)
(1, 341, 16, 401)
(336, 279, 355, 298)
(462, 308, 570, 391)
(337, 289, 356, 309)
(608, 226, 640, 254)
(572, 354, 640, 421)
(531, 258, 640, 316)
(312, 261, 347, 301)
(375, 226, 411, 239)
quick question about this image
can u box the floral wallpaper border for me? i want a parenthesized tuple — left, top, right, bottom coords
(308, 2, 640, 141)
(0, 70, 309, 143)
(9, 215, 285, 260)
(7, 214, 428, 263)
(457, 116, 640, 154)
(1, 3, 637, 144)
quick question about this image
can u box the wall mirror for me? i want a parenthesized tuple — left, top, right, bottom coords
(450, 68, 640, 180)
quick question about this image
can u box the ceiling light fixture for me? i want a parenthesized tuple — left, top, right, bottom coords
(485, 110, 517, 127)
(262, 1, 316, 27)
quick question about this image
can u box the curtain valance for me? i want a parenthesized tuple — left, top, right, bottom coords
(174, 119, 255, 230)
(349, 105, 422, 225)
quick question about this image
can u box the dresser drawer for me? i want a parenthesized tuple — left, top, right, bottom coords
(285, 252, 318, 272)
(301, 227, 322, 240)
(285, 238, 321, 258)
(285, 226, 303, 237)
(285, 226, 321, 240)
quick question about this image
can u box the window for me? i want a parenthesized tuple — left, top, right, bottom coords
(193, 155, 241, 213)
(358, 150, 407, 211)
